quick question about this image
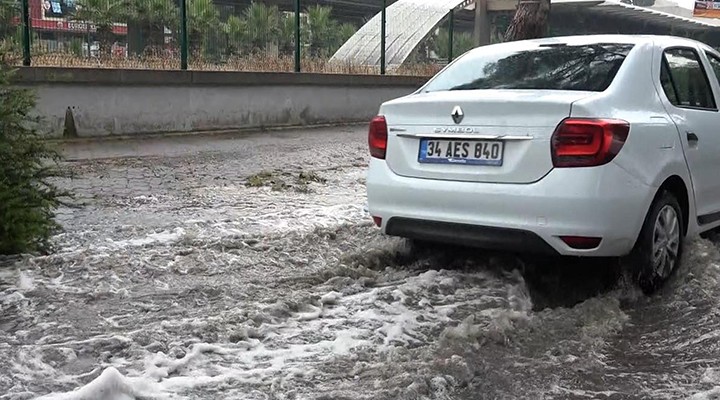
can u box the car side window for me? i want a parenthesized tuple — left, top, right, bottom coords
(662, 48, 717, 110)
(660, 59, 679, 106)
(705, 52, 720, 84)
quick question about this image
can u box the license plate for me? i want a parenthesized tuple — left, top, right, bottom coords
(418, 138, 504, 166)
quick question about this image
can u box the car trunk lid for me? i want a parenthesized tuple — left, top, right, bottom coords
(381, 90, 595, 184)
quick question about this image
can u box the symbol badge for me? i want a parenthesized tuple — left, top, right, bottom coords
(451, 106, 464, 124)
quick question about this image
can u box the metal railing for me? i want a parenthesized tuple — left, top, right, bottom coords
(0, 0, 480, 75)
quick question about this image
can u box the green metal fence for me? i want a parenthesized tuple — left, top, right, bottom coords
(5, 1, 720, 75)
(0, 0, 476, 75)
(0, 0, 24, 65)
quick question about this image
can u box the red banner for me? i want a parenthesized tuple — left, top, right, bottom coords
(31, 18, 128, 35)
(694, 1, 720, 18)
(30, 0, 127, 35)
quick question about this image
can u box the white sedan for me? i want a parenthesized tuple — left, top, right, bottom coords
(366, 34, 720, 294)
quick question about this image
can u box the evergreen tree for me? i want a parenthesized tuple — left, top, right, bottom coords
(0, 44, 69, 255)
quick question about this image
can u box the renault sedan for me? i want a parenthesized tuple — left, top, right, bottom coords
(366, 35, 720, 293)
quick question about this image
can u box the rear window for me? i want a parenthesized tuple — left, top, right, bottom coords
(422, 43, 635, 93)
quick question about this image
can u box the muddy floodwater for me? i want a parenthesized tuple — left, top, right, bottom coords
(2, 126, 720, 400)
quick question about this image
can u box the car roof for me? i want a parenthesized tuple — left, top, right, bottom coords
(465, 34, 709, 53)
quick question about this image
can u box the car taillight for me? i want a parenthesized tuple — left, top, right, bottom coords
(369, 115, 388, 159)
(551, 118, 630, 168)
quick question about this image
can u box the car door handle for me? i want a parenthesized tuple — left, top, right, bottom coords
(687, 132, 699, 143)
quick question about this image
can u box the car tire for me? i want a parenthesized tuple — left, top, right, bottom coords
(626, 190, 684, 295)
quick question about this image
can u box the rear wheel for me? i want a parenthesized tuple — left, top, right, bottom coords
(626, 191, 684, 294)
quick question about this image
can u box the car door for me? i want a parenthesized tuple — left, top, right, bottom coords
(696, 49, 720, 225)
(657, 46, 720, 225)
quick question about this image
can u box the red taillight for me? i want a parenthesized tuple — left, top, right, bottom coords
(551, 118, 629, 168)
(560, 236, 602, 250)
(369, 115, 388, 159)
(372, 216, 382, 227)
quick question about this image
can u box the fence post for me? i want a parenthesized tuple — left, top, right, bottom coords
(21, 0, 31, 66)
(179, 0, 188, 70)
(86, 25, 91, 60)
(380, 0, 386, 75)
(448, 9, 454, 63)
(294, 0, 301, 72)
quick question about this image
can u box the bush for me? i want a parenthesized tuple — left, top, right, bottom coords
(0, 43, 68, 255)
(69, 38, 85, 58)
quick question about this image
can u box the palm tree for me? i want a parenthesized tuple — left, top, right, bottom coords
(243, 2, 280, 54)
(276, 9, 313, 58)
(278, 11, 295, 56)
(125, 0, 178, 55)
(187, 0, 219, 55)
(334, 22, 356, 54)
(223, 14, 246, 56)
(74, 0, 124, 58)
(306, 5, 337, 58)
(0, 0, 19, 40)
(434, 29, 474, 61)
(0, 0, 23, 57)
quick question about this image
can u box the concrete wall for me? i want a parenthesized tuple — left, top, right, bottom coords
(13, 68, 429, 138)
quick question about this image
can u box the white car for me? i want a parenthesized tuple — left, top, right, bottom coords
(366, 34, 720, 293)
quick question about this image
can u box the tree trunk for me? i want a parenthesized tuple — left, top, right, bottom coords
(127, 21, 144, 56)
(97, 26, 114, 59)
(504, 0, 551, 42)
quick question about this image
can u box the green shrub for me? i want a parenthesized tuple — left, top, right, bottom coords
(0, 43, 69, 255)
(69, 38, 85, 58)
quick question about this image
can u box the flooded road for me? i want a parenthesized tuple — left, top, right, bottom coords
(2, 126, 720, 399)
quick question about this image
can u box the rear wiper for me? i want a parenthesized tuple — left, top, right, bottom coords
(449, 82, 488, 91)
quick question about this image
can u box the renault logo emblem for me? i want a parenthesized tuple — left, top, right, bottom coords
(451, 106, 464, 124)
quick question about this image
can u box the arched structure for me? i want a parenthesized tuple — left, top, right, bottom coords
(329, 0, 473, 70)
(330, 0, 720, 70)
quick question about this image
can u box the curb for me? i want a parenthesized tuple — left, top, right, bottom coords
(46, 121, 368, 145)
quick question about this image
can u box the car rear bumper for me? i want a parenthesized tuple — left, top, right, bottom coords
(366, 158, 657, 257)
(385, 217, 559, 255)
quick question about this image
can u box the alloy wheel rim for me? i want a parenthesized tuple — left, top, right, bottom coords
(652, 205, 680, 279)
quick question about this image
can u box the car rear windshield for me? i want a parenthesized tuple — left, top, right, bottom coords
(422, 43, 635, 93)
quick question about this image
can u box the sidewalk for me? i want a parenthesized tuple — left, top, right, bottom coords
(56, 124, 366, 161)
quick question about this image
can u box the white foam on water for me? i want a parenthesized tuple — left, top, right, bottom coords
(105, 228, 187, 249)
(57, 170, 370, 256)
(689, 387, 720, 400)
(551, 386, 622, 398)
(18, 271, 35, 291)
(702, 368, 720, 384)
(182, 170, 368, 238)
(138, 328, 370, 392)
(35, 367, 163, 400)
(687, 368, 720, 399)
(30, 266, 526, 399)
(320, 291, 342, 305)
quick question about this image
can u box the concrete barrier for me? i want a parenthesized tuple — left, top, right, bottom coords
(13, 67, 431, 138)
